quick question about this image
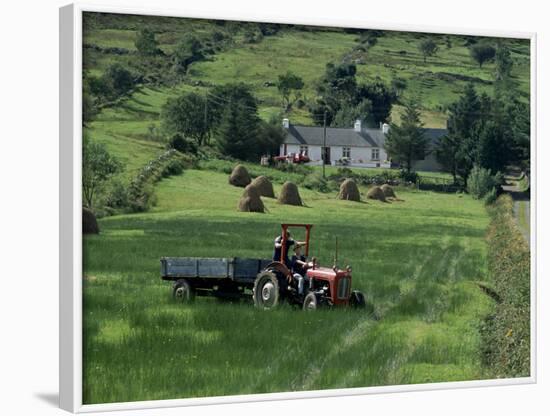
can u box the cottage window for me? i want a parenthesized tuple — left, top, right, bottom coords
(371, 148, 380, 160)
(342, 147, 351, 158)
(299, 145, 308, 156)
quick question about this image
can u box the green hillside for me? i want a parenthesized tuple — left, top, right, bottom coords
(84, 13, 529, 129)
(82, 13, 529, 184)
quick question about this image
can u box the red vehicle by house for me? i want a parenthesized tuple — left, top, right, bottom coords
(273, 152, 310, 164)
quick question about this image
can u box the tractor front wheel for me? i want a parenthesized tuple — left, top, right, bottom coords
(253, 271, 280, 309)
(303, 292, 319, 311)
(349, 290, 366, 308)
(173, 279, 195, 303)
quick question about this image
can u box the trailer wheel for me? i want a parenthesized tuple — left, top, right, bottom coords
(253, 271, 280, 309)
(349, 290, 366, 308)
(303, 293, 318, 311)
(173, 279, 195, 303)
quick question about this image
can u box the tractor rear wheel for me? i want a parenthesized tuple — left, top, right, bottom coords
(253, 271, 280, 309)
(349, 290, 366, 308)
(303, 292, 318, 311)
(173, 279, 195, 303)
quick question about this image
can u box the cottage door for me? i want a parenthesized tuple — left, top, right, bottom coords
(322, 147, 331, 164)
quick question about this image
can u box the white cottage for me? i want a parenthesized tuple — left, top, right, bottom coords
(280, 118, 390, 168)
(279, 118, 447, 171)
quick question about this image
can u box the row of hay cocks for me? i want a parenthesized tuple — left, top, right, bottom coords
(230, 165, 398, 213)
(231, 165, 303, 212)
(338, 179, 396, 202)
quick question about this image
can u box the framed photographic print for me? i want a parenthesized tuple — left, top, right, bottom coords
(59, 2, 536, 412)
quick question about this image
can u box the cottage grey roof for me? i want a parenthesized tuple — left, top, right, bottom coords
(283, 124, 447, 148)
(284, 125, 381, 148)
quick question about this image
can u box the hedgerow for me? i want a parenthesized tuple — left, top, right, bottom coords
(104, 150, 196, 213)
(481, 194, 530, 377)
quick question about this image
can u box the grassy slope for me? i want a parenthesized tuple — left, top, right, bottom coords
(189, 30, 357, 124)
(84, 23, 530, 129)
(83, 169, 491, 403)
(356, 33, 530, 111)
(85, 84, 197, 182)
(83, 22, 529, 182)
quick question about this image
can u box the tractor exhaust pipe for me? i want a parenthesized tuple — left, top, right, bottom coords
(333, 236, 338, 269)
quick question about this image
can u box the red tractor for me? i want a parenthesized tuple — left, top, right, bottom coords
(160, 224, 366, 310)
(252, 224, 366, 310)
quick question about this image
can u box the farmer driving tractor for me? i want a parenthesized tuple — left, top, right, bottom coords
(273, 228, 314, 295)
(273, 230, 305, 267)
(291, 243, 314, 295)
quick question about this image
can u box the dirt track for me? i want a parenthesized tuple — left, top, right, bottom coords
(502, 172, 530, 247)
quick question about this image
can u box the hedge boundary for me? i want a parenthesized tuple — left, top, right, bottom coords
(481, 194, 530, 377)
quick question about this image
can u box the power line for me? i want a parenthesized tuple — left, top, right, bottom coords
(206, 91, 259, 112)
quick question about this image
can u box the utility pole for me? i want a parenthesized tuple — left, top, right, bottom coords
(204, 89, 208, 145)
(322, 109, 327, 178)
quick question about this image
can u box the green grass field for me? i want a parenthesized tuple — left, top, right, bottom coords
(83, 169, 492, 404)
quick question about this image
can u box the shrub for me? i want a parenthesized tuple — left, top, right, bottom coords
(336, 167, 354, 178)
(212, 30, 226, 43)
(161, 159, 185, 177)
(493, 171, 506, 188)
(274, 162, 312, 176)
(82, 135, 123, 209)
(484, 187, 498, 206)
(105, 180, 129, 209)
(467, 165, 499, 199)
(301, 172, 331, 193)
(399, 169, 418, 183)
(135, 28, 160, 56)
(168, 134, 198, 154)
(101, 63, 136, 100)
(127, 182, 157, 212)
(173, 34, 203, 73)
(379, 169, 400, 182)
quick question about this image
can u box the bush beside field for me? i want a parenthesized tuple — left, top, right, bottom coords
(481, 194, 530, 377)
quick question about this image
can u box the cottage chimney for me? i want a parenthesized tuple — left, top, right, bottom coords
(282, 118, 290, 129)
(382, 123, 390, 134)
(354, 119, 362, 132)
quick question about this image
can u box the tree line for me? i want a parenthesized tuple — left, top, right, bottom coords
(161, 83, 285, 161)
(383, 43, 529, 197)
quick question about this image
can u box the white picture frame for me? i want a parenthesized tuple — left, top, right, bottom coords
(59, 2, 537, 412)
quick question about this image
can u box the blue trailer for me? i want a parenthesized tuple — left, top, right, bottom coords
(161, 257, 273, 302)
